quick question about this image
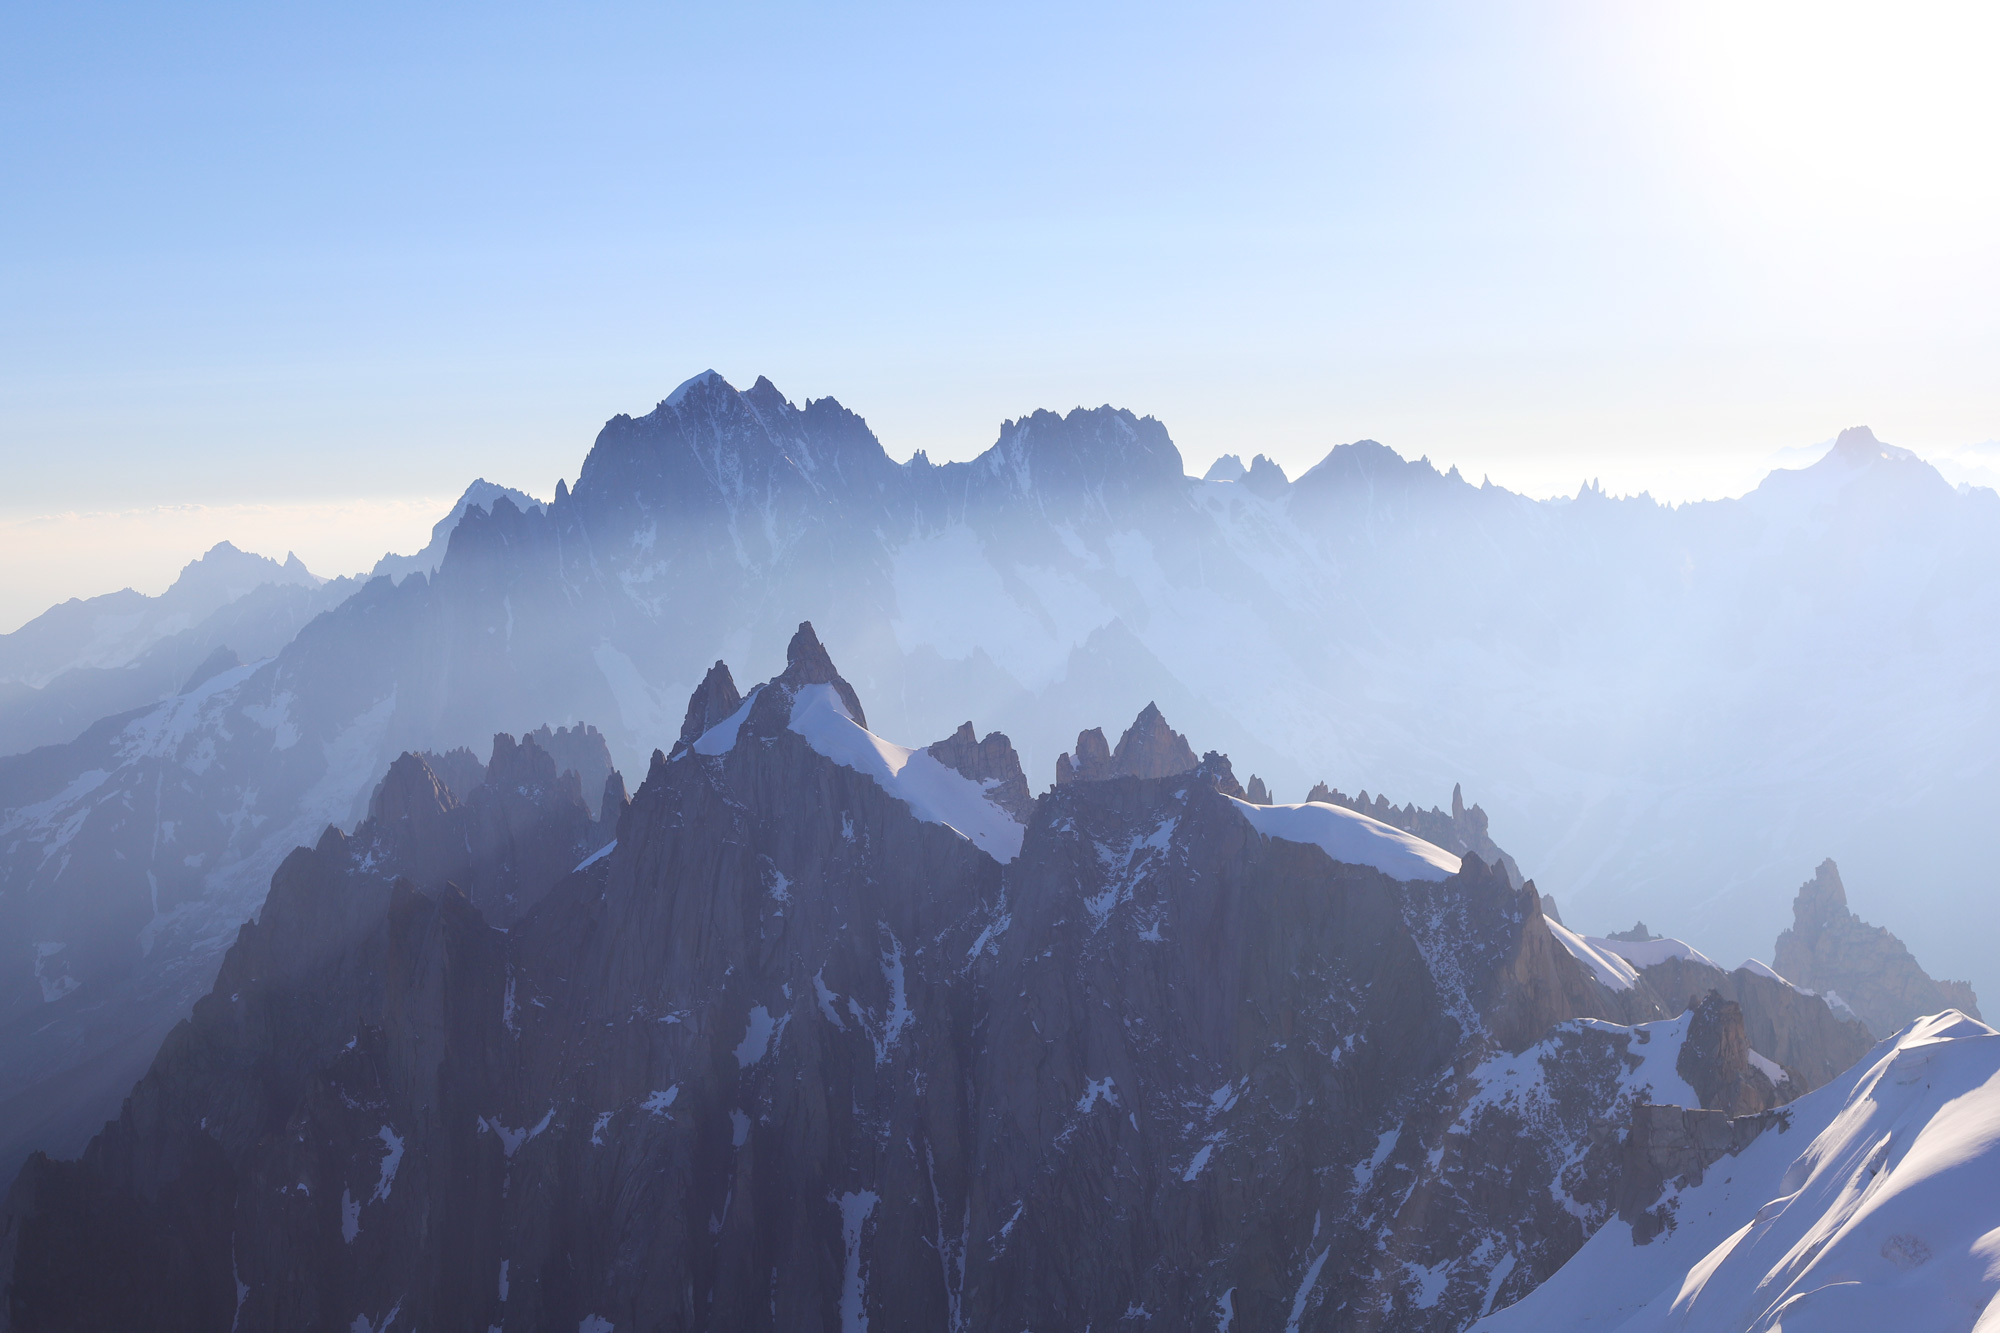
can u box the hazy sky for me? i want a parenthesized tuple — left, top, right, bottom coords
(3, 1, 1996, 629)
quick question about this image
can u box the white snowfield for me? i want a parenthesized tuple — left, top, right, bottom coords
(780, 683, 1027, 863)
(1230, 797, 1461, 882)
(1548, 921, 1643, 992)
(1548, 925, 1727, 994)
(1475, 1010, 2000, 1333)
(1594, 935, 1722, 973)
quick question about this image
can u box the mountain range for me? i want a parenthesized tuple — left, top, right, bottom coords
(0, 372, 1994, 1327)
(10, 623, 1975, 1331)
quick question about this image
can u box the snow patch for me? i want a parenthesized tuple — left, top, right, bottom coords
(835, 1189, 880, 1333)
(1591, 934, 1719, 972)
(735, 1005, 777, 1067)
(1286, 1247, 1331, 1333)
(370, 1126, 404, 1202)
(1077, 1076, 1119, 1113)
(573, 839, 615, 872)
(478, 1108, 553, 1158)
(786, 684, 1025, 862)
(1231, 798, 1460, 882)
(692, 687, 758, 756)
(1548, 920, 1640, 992)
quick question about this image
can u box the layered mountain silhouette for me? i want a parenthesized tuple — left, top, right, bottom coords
(0, 626, 1879, 1332)
(2, 377, 1994, 1195)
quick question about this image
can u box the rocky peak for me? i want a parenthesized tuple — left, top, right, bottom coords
(979, 405, 1186, 511)
(1202, 453, 1246, 482)
(417, 746, 486, 803)
(925, 722, 1033, 821)
(1774, 857, 1981, 1036)
(1239, 453, 1290, 499)
(774, 620, 867, 728)
(1244, 773, 1271, 804)
(1676, 990, 1779, 1117)
(1827, 424, 1918, 466)
(525, 723, 615, 814)
(669, 660, 744, 757)
(601, 769, 629, 824)
(1110, 701, 1199, 778)
(178, 643, 241, 694)
(365, 752, 458, 832)
(1053, 704, 1200, 785)
(483, 730, 562, 797)
(1054, 726, 1112, 784)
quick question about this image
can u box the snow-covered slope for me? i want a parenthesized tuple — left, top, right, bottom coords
(783, 682, 1026, 861)
(1477, 1010, 2000, 1333)
(1232, 796, 1461, 881)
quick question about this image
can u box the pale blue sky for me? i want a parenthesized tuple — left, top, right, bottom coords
(3, 1, 1996, 625)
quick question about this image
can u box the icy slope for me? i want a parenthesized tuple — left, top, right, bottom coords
(1477, 1009, 2000, 1333)
(1231, 795, 1461, 881)
(784, 682, 1025, 862)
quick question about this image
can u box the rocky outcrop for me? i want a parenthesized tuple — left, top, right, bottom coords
(925, 722, 1032, 821)
(1773, 859, 1981, 1037)
(1618, 1103, 1789, 1243)
(524, 723, 615, 816)
(417, 745, 486, 801)
(1675, 991, 1779, 1116)
(1244, 773, 1271, 804)
(358, 731, 614, 925)
(1626, 956, 1872, 1094)
(1054, 701, 1199, 786)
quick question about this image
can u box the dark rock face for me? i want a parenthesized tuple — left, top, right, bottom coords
(669, 659, 744, 757)
(0, 640, 1720, 1333)
(1626, 957, 1872, 1095)
(417, 746, 487, 801)
(524, 724, 615, 817)
(359, 732, 614, 926)
(924, 722, 1032, 821)
(1674, 991, 1779, 1116)
(1773, 858, 1981, 1037)
(1618, 1103, 1789, 1243)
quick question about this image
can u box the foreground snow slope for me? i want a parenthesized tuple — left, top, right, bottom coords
(1477, 1009, 2000, 1333)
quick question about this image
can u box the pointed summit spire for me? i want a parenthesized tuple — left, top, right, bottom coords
(671, 661, 745, 758)
(778, 622, 867, 729)
(1111, 702, 1199, 779)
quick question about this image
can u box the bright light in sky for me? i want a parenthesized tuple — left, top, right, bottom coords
(1, 1, 1995, 629)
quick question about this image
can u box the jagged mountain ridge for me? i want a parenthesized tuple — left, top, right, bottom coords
(1773, 858, 1981, 1037)
(3, 377, 1995, 1188)
(0, 543, 352, 757)
(0, 625, 1867, 1333)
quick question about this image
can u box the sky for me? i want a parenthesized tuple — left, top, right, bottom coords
(3, 0, 1997, 630)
